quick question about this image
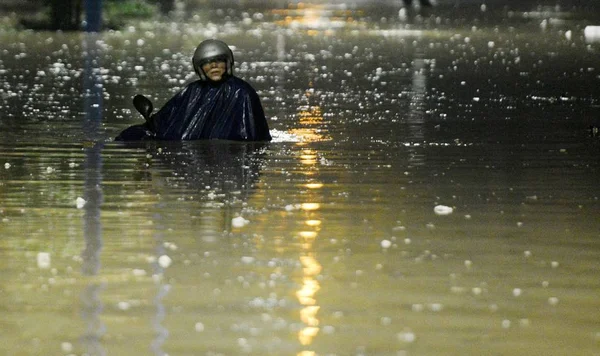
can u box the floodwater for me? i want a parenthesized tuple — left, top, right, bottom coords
(1, 1, 599, 355)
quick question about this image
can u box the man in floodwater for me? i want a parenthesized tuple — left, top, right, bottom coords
(116, 39, 271, 141)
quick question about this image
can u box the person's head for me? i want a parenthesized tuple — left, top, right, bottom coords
(192, 39, 234, 82)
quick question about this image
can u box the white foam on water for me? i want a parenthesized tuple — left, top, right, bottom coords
(270, 129, 301, 143)
(434, 205, 453, 215)
(584, 26, 600, 42)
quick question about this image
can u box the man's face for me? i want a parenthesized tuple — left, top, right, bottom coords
(202, 60, 227, 81)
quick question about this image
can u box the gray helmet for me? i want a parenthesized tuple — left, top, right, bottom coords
(192, 39, 234, 81)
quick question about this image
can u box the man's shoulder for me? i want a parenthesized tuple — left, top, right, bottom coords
(229, 76, 254, 88)
(186, 79, 206, 88)
(229, 76, 259, 97)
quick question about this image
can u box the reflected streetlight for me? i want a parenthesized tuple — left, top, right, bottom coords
(272, 3, 364, 35)
(294, 125, 324, 354)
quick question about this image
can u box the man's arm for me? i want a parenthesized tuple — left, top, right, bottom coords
(245, 86, 272, 141)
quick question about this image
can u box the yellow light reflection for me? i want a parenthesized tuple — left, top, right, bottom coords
(290, 128, 326, 143)
(298, 231, 318, 239)
(300, 155, 317, 165)
(298, 351, 316, 356)
(300, 106, 322, 124)
(288, 102, 331, 143)
(298, 326, 320, 346)
(300, 255, 322, 276)
(296, 277, 320, 305)
(296, 250, 322, 350)
(272, 3, 365, 35)
(301, 203, 320, 211)
(300, 305, 321, 326)
(299, 306, 320, 345)
(305, 219, 321, 227)
(291, 62, 328, 355)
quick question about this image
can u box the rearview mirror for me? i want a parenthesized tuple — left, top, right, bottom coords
(133, 94, 153, 121)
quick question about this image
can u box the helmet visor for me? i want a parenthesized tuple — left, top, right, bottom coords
(198, 54, 229, 67)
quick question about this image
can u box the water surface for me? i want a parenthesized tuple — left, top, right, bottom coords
(1, 2, 599, 355)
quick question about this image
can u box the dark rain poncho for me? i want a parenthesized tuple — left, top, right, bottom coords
(116, 76, 271, 141)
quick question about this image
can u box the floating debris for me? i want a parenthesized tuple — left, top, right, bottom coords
(241, 256, 255, 264)
(434, 205, 453, 215)
(163, 241, 178, 251)
(519, 319, 531, 327)
(132, 269, 147, 277)
(75, 197, 86, 209)
(411, 304, 424, 312)
(584, 26, 600, 43)
(117, 301, 131, 311)
(232, 216, 250, 228)
(397, 329, 417, 343)
(284, 204, 302, 212)
(61, 342, 73, 353)
(37, 252, 51, 269)
(158, 255, 172, 268)
(428, 303, 443, 312)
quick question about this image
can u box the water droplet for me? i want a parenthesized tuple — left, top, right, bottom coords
(61, 342, 73, 352)
(158, 255, 172, 268)
(565, 30, 572, 41)
(519, 318, 531, 327)
(434, 205, 453, 215)
(75, 197, 86, 209)
(232, 216, 249, 228)
(429, 303, 443, 312)
(397, 330, 416, 343)
(132, 269, 146, 277)
(37, 252, 51, 269)
(241, 256, 255, 264)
